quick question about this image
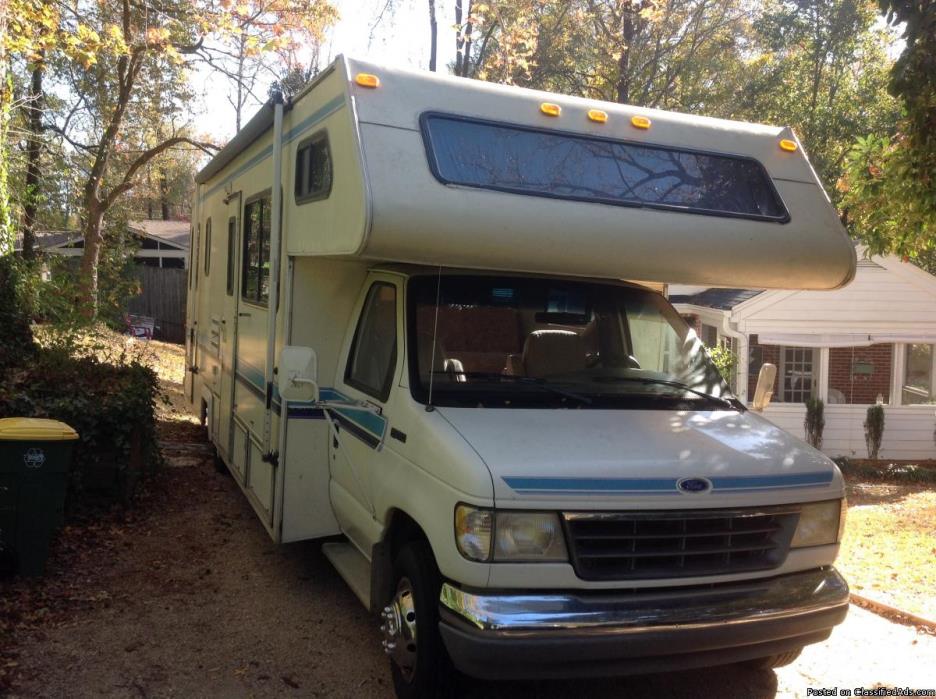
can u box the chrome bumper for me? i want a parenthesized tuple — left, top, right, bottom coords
(440, 566, 848, 635)
(438, 568, 849, 679)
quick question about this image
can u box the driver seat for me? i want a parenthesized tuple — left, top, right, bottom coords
(522, 330, 588, 379)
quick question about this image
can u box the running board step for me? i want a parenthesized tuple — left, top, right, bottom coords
(322, 541, 372, 610)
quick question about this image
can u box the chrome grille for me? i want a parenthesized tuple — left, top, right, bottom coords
(562, 508, 799, 581)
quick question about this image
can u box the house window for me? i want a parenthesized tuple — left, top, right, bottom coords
(780, 346, 817, 403)
(345, 283, 398, 402)
(700, 324, 719, 347)
(226, 217, 236, 296)
(295, 132, 332, 204)
(204, 218, 211, 276)
(903, 344, 936, 404)
(242, 193, 271, 305)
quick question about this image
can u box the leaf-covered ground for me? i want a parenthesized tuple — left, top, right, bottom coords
(837, 480, 936, 621)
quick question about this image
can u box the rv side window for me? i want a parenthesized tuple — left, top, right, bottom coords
(295, 131, 332, 204)
(204, 218, 211, 276)
(226, 217, 236, 296)
(242, 193, 271, 305)
(345, 283, 398, 402)
(421, 114, 788, 222)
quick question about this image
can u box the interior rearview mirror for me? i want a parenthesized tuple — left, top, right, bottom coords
(752, 363, 777, 412)
(278, 346, 319, 403)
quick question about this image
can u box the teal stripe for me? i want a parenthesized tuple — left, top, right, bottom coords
(200, 94, 346, 202)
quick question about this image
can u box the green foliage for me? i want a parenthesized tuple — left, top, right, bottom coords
(706, 343, 738, 385)
(0, 254, 159, 506)
(804, 397, 825, 449)
(864, 404, 885, 459)
(839, 0, 936, 259)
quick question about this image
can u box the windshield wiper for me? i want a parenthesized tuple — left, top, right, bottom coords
(432, 371, 593, 405)
(591, 375, 738, 410)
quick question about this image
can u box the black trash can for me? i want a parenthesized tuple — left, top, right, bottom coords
(0, 418, 79, 576)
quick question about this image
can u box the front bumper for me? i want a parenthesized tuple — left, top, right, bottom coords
(438, 566, 849, 680)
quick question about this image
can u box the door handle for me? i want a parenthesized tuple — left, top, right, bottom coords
(238, 312, 251, 317)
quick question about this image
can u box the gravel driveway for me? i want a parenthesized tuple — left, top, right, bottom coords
(6, 453, 935, 699)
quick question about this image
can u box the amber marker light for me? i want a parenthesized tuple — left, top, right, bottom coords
(540, 102, 561, 117)
(355, 73, 380, 88)
(631, 115, 651, 129)
(779, 139, 798, 152)
(587, 109, 608, 123)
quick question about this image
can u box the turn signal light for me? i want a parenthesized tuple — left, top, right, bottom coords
(631, 115, 651, 129)
(540, 102, 561, 117)
(355, 73, 380, 88)
(779, 139, 798, 152)
(587, 109, 608, 123)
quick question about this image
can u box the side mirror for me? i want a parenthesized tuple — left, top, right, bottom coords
(751, 363, 777, 412)
(278, 346, 319, 403)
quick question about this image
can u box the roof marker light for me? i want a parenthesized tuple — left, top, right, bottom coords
(355, 73, 380, 88)
(540, 102, 561, 117)
(587, 109, 608, 123)
(779, 139, 798, 152)
(631, 115, 651, 130)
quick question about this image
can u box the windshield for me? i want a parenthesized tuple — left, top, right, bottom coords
(407, 275, 737, 410)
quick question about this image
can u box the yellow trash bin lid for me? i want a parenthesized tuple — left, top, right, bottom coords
(0, 418, 79, 441)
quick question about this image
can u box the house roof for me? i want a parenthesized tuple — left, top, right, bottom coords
(12, 231, 80, 251)
(669, 287, 763, 310)
(128, 220, 190, 249)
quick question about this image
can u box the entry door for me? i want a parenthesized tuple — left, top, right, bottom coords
(330, 278, 399, 550)
(218, 198, 241, 460)
(233, 191, 274, 519)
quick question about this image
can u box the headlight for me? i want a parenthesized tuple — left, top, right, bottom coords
(791, 499, 844, 548)
(494, 511, 568, 561)
(454, 505, 568, 562)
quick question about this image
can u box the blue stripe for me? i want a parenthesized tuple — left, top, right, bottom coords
(503, 471, 833, 494)
(200, 94, 345, 202)
(503, 477, 677, 493)
(710, 471, 833, 490)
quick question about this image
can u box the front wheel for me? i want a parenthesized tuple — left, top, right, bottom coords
(747, 648, 803, 669)
(381, 541, 455, 699)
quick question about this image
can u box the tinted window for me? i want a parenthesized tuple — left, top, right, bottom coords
(295, 132, 332, 203)
(346, 283, 398, 401)
(226, 217, 236, 296)
(422, 115, 787, 221)
(242, 194, 271, 305)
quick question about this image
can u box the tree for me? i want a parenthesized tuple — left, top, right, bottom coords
(735, 0, 899, 197)
(20, 0, 335, 317)
(429, 0, 439, 72)
(838, 0, 936, 262)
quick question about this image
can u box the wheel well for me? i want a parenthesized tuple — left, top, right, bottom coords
(386, 510, 429, 560)
(370, 509, 432, 611)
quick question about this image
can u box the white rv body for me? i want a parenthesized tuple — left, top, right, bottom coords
(186, 57, 852, 691)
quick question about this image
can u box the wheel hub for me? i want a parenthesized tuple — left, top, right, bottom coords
(380, 577, 418, 681)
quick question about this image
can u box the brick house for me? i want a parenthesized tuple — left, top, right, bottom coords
(671, 251, 936, 460)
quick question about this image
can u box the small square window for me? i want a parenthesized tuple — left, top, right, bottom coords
(295, 132, 332, 204)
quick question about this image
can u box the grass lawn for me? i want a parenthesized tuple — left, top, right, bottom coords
(837, 477, 936, 621)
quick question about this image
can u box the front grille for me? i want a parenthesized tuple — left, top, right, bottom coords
(563, 508, 799, 581)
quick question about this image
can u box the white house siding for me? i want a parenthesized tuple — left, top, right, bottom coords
(763, 404, 936, 460)
(734, 261, 936, 336)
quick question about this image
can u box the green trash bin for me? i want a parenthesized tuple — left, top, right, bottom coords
(0, 417, 79, 576)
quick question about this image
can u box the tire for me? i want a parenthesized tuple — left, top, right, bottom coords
(747, 648, 803, 669)
(382, 541, 455, 699)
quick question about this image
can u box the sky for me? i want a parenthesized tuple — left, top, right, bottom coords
(191, 0, 458, 141)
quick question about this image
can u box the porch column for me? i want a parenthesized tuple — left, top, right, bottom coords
(817, 347, 829, 403)
(891, 343, 905, 406)
(736, 334, 749, 402)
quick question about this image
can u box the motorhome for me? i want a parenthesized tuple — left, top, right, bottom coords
(185, 56, 855, 697)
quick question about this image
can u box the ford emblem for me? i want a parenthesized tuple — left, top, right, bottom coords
(677, 477, 712, 494)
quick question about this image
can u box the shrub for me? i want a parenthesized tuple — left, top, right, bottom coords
(0, 257, 160, 506)
(804, 397, 825, 450)
(706, 342, 738, 387)
(864, 405, 885, 460)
